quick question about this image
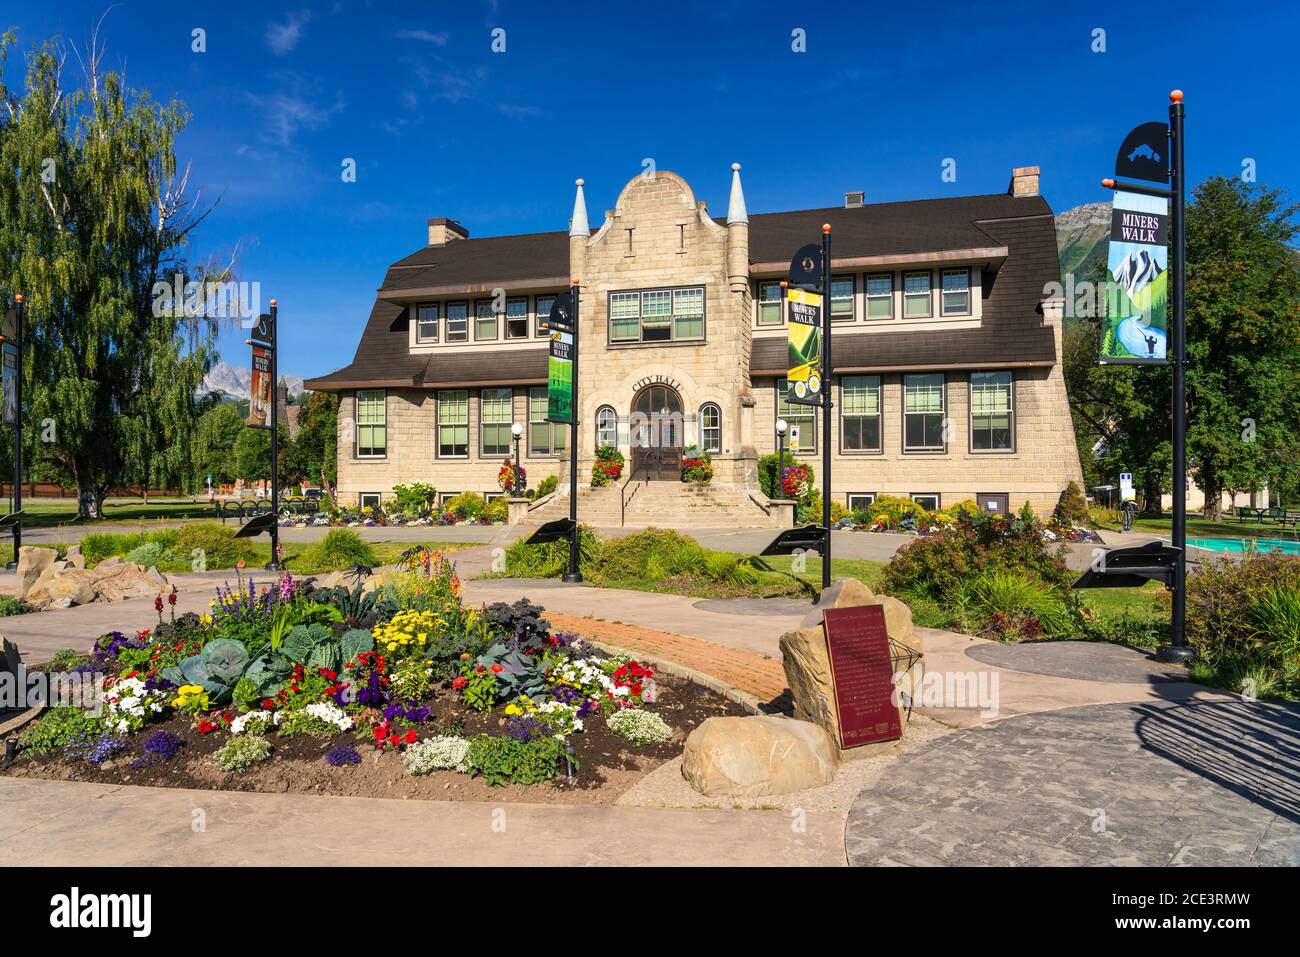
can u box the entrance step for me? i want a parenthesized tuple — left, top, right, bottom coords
(524, 481, 780, 530)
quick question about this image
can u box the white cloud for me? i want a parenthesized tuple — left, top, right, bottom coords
(247, 75, 344, 146)
(266, 11, 312, 55)
(395, 29, 449, 45)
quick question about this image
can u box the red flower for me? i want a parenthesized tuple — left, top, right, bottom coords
(167, 592, 177, 606)
(630, 684, 642, 697)
(403, 730, 417, 744)
(261, 698, 275, 709)
(154, 596, 163, 612)
(452, 676, 468, 690)
(489, 663, 503, 674)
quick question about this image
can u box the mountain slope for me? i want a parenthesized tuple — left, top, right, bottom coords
(1056, 201, 1111, 282)
(199, 361, 305, 400)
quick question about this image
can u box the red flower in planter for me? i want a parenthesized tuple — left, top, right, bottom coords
(452, 676, 468, 690)
(489, 663, 503, 674)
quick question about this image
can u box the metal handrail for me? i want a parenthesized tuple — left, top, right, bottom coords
(620, 461, 648, 527)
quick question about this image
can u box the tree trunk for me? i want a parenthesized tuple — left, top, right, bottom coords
(1142, 472, 1163, 514)
(76, 477, 103, 519)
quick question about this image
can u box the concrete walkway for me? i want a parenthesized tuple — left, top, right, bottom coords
(0, 777, 844, 866)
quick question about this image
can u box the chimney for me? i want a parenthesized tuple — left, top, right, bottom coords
(843, 191, 865, 208)
(1009, 166, 1040, 197)
(427, 217, 469, 246)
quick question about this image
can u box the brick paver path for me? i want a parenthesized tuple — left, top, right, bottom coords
(542, 611, 788, 704)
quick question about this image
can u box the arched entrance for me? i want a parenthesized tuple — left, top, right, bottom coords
(630, 384, 684, 480)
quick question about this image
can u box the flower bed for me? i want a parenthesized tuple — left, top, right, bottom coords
(5, 559, 743, 803)
(831, 495, 1103, 544)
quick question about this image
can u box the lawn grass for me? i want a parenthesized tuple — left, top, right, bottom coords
(0, 499, 217, 528)
(1094, 511, 1300, 542)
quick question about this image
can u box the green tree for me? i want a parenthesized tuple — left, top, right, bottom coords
(191, 401, 244, 490)
(234, 423, 291, 487)
(1184, 177, 1300, 518)
(293, 390, 338, 493)
(0, 30, 224, 516)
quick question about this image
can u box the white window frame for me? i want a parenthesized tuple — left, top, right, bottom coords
(941, 268, 971, 316)
(829, 275, 855, 321)
(903, 271, 932, 319)
(699, 403, 722, 454)
(777, 381, 817, 455)
(479, 387, 513, 458)
(903, 373, 946, 453)
(865, 273, 893, 320)
(437, 389, 469, 459)
(595, 405, 618, 450)
(355, 389, 387, 459)
(474, 299, 498, 341)
(534, 294, 557, 336)
(505, 297, 529, 339)
(970, 371, 1015, 453)
(757, 281, 784, 326)
(359, 492, 382, 509)
(528, 386, 566, 456)
(847, 493, 876, 512)
(911, 493, 941, 512)
(445, 301, 468, 342)
(416, 302, 439, 342)
(840, 375, 882, 453)
(608, 286, 706, 343)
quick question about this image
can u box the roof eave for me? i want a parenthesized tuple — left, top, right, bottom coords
(750, 246, 1009, 275)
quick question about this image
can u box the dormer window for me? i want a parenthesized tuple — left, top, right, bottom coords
(506, 298, 529, 338)
(904, 272, 932, 318)
(416, 302, 438, 342)
(941, 268, 971, 316)
(446, 301, 468, 342)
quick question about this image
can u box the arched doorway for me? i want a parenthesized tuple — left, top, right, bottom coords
(630, 384, 683, 480)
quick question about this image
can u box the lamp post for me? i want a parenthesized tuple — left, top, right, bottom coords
(511, 422, 524, 495)
(776, 418, 788, 495)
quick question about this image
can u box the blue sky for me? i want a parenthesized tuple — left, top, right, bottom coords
(4, 1, 1296, 378)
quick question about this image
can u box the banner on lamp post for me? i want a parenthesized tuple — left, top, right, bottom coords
(1100, 188, 1170, 364)
(246, 344, 273, 429)
(785, 288, 824, 405)
(545, 292, 575, 423)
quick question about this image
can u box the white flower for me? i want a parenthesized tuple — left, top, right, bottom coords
(231, 710, 274, 734)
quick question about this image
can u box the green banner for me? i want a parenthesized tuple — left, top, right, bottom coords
(785, 287, 823, 405)
(546, 328, 573, 423)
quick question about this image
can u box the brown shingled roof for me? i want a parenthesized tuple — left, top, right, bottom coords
(308, 191, 1060, 389)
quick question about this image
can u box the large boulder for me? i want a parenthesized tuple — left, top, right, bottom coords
(89, 563, 167, 602)
(779, 578, 925, 758)
(15, 546, 56, 600)
(681, 715, 839, 798)
(27, 571, 96, 607)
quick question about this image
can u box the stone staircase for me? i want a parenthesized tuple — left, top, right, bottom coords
(524, 481, 781, 529)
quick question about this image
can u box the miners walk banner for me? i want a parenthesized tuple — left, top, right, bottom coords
(246, 344, 273, 429)
(545, 292, 575, 423)
(1101, 188, 1169, 364)
(785, 287, 824, 405)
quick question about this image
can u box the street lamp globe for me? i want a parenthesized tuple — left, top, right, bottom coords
(511, 422, 523, 438)
(776, 418, 788, 436)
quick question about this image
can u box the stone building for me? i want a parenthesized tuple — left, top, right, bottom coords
(306, 164, 1083, 523)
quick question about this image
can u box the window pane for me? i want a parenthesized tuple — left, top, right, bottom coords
(356, 390, 386, 457)
(506, 298, 529, 338)
(438, 390, 468, 457)
(971, 372, 1013, 450)
(446, 301, 468, 341)
(642, 290, 671, 317)
(596, 407, 617, 448)
(417, 303, 438, 341)
(758, 282, 783, 325)
(904, 374, 944, 412)
(830, 277, 854, 318)
(904, 273, 931, 317)
(535, 295, 556, 335)
(778, 384, 816, 453)
(481, 388, 512, 456)
(700, 404, 721, 453)
(475, 301, 497, 340)
(866, 275, 892, 297)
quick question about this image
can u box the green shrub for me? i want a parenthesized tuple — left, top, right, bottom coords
(173, 523, 257, 569)
(591, 529, 707, 583)
(300, 529, 377, 572)
(214, 734, 272, 772)
(0, 595, 30, 616)
(701, 551, 761, 587)
(465, 733, 568, 786)
(951, 569, 1081, 641)
(502, 524, 600, 578)
(1188, 554, 1300, 685)
(1053, 481, 1090, 526)
(390, 481, 437, 516)
(607, 709, 673, 744)
(869, 495, 928, 525)
(444, 492, 486, 521)
(125, 540, 174, 568)
(82, 533, 146, 566)
(949, 498, 982, 521)
(46, 649, 88, 671)
(19, 707, 102, 757)
(483, 496, 508, 524)
(533, 474, 559, 499)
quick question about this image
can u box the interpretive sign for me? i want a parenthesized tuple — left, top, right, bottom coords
(823, 605, 902, 748)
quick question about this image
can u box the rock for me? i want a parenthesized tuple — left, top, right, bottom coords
(15, 546, 56, 600)
(89, 564, 166, 602)
(361, 573, 387, 593)
(66, 552, 85, 569)
(144, 566, 168, 585)
(779, 578, 925, 758)
(96, 556, 122, 568)
(317, 571, 347, 589)
(681, 715, 839, 798)
(29, 573, 97, 607)
(50, 560, 70, 572)
(65, 544, 81, 557)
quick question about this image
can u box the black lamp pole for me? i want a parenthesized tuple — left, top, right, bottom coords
(13, 294, 23, 557)
(820, 224, 833, 591)
(563, 279, 582, 583)
(267, 299, 280, 571)
(1159, 90, 1191, 663)
(512, 424, 524, 495)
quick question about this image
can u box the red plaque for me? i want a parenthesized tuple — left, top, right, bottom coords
(823, 605, 902, 748)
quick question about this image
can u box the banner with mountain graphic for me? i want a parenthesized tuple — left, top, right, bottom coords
(1100, 189, 1169, 364)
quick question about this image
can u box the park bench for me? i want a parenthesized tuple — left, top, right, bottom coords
(1282, 510, 1300, 529)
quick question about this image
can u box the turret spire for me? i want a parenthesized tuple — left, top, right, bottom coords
(726, 163, 748, 224)
(569, 178, 590, 237)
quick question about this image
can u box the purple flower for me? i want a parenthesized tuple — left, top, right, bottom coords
(325, 745, 361, 767)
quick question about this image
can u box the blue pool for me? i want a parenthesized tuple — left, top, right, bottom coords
(1181, 537, 1300, 555)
